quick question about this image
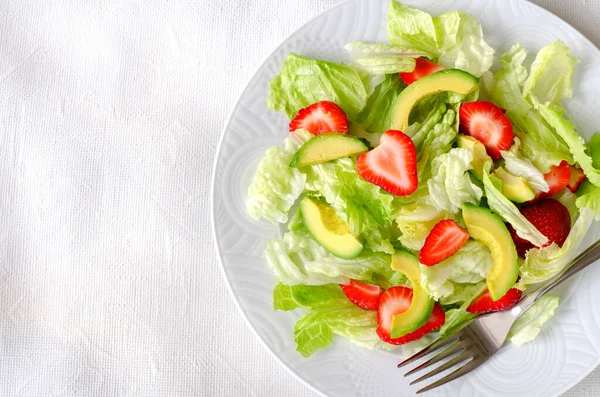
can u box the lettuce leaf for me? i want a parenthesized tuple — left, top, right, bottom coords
(246, 133, 308, 223)
(427, 148, 483, 213)
(355, 74, 405, 134)
(518, 208, 593, 287)
(273, 283, 347, 311)
(420, 240, 492, 304)
(481, 162, 548, 246)
(344, 42, 429, 74)
(395, 202, 449, 251)
(387, 1, 494, 76)
(509, 295, 560, 346)
(523, 40, 579, 105)
(533, 99, 600, 186)
(501, 145, 549, 192)
(268, 53, 369, 119)
(302, 157, 395, 253)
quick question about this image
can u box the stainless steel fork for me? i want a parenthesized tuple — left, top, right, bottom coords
(398, 238, 600, 393)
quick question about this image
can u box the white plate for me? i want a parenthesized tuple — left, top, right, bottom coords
(211, 0, 600, 395)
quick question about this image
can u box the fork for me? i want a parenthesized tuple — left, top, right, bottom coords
(398, 238, 600, 394)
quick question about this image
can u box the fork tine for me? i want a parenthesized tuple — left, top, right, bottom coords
(404, 340, 470, 377)
(416, 356, 482, 394)
(397, 335, 460, 368)
(409, 351, 473, 386)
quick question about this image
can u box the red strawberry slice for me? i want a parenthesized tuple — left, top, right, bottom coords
(376, 286, 445, 345)
(507, 224, 534, 258)
(538, 160, 571, 199)
(459, 101, 514, 161)
(289, 101, 349, 135)
(357, 130, 418, 196)
(399, 58, 444, 85)
(340, 280, 382, 311)
(467, 288, 522, 313)
(419, 219, 470, 266)
(567, 165, 586, 193)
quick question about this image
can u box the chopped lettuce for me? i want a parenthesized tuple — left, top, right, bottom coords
(246, 133, 308, 223)
(523, 40, 579, 105)
(344, 42, 428, 74)
(482, 162, 548, 246)
(576, 181, 600, 220)
(533, 99, 600, 186)
(273, 283, 347, 311)
(302, 157, 395, 253)
(355, 74, 404, 134)
(519, 209, 593, 287)
(387, 1, 494, 76)
(509, 295, 560, 346)
(420, 240, 492, 304)
(427, 148, 483, 213)
(268, 53, 369, 119)
(395, 202, 448, 250)
(501, 142, 549, 192)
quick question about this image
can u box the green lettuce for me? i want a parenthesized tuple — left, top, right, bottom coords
(302, 157, 395, 253)
(344, 42, 429, 74)
(482, 162, 548, 246)
(273, 283, 347, 311)
(268, 53, 369, 119)
(420, 240, 492, 304)
(427, 148, 483, 213)
(387, 1, 494, 76)
(355, 74, 404, 134)
(533, 99, 600, 186)
(575, 135, 600, 219)
(395, 202, 449, 250)
(518, 208, 593, 287)
(509, 295, 560, 346)
(523, 40, 579, 105)
(246, 133, 308, 223)
(501, 143, 549, 192)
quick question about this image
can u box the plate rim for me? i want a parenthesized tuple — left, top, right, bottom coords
(210, 0, 600, 395)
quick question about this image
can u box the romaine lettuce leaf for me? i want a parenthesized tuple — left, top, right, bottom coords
(481, 162, 548, 246)
(387, 1, 494, 76)
(427, 148, 483, 213)
(302, 157, 395, 253)
(273, 283, 347, 311)
(268, 53, 369, 119)
(246, 133, 308, 223)
(395, 202, 449, 251)
(518, 208, 593, 287)
(508, 295, 560, 346)
(344, 42, 429, 74)
(355, 74, 405, 134)
(523, 40, 579, 105)
(420, 240, 492, 304)
(533, 99, 600, 186)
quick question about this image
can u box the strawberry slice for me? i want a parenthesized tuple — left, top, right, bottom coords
(509, 198, 571, 257)
(289, 101, 349, 135)
(540, 160, 571, 198)
(419, 219, 470, 266)
(459, 101, 514, 160)
(356, 130, 418, 196)
(467, 288, 522, 313)
(376, 286, 445, 345)
(567, 165, 586, 193)
(340, 280, 382, 311)
(399, 58, 444, 85)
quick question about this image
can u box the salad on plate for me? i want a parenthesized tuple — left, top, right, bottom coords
(245, 0, 600, 358)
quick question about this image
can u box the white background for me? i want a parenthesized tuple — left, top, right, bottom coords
(0, 0, 598, 396)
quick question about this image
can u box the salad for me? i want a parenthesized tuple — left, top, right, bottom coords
(245, 0, 600, 358)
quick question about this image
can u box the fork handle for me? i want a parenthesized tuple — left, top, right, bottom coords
(515, 238, 600, 316)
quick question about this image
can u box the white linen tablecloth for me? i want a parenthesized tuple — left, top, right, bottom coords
(0, 0, 598, 396)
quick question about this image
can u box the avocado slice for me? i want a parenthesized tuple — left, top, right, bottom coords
(462, 203, 519, 301)
(493, 167, 536, 203)
(457, 135, 490, 180)
(290, 133, 369, 168)
(390, 250, 434, 338)
(300, 197, 363, 259)
(392, 69, 479, 131)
